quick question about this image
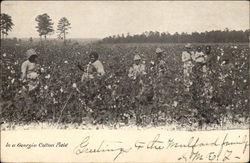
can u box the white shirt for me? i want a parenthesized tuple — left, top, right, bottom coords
(193, 51, 205, 63)
(91, 60, 105, 76)
(81, 60, 105, 81)
(21, 60, 40, 80)
(182, 51, 194, 63)
(128, 64, 146, 79)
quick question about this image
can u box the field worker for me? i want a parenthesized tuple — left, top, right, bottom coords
(149, 47, 168, 104)
(128, 54, 147, 100)
(193, 46, 205, 64)
(155, 48, 166, 76)
(128, 54, 146, 80)
(182, 43, 194, 92)
(203, 45, 215, 101)
(81, 51, 105, 81)
(214, 58, 235, 106)
(149, 48, 167, 78)
(21, 49, 41, 92)
(191, 46, 206, 105)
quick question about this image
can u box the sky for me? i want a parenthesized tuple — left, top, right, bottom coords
(1, 1, 249, 39)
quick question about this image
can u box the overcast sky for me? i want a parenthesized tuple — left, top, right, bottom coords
(1, 1, 249, 39)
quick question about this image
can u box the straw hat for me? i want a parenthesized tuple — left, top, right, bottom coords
(134, 54, 141, 61)
(156, 48, 164, 54)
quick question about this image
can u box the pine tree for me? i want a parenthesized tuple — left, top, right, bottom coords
(0, 13, 14, 39)
(57, 17, 71, 42)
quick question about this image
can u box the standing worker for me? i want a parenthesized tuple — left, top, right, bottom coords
(203, 45, 216, 102)
(128, 53, 146, 98)
(182, 43, 194, 92)
(128, 54, 146, 80)
(21, 48, 41, 93)
(192, 46, 206, 104)
(149, 48, 168, 104)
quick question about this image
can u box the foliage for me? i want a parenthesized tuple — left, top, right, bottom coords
(0, 42, 249, 128)
(101, 29, 250, 43)
(35, 13, 54, 40)
(57, 17, 71, 41)
(0, 13, 14, 39)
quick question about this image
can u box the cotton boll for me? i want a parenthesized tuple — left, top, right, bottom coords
(72, 83, 77, 88)
(27, 72, 39, 79)
(221, 61, 226, 65)
(11, 78, 15, 84)
(60, 88, 64, 93)
(172, 101, 178, 107)
(41, 68, 45, 73)
(45, 74, 51, 79)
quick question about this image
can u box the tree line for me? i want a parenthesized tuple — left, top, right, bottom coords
(101, 29, 250, 43)
(1, 13, 249, 44)
(1, 13, 71, 42)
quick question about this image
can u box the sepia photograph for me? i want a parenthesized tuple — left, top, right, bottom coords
(0, 1, 249, 162)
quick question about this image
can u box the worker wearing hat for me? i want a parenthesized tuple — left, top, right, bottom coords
(182, 43, 194, 92)
(148, 48, 166, 76)
(148, 47, 168, 104)
(155, 48, 166, 75)
(128, 54, 146, 80)
(191, 46, 208, 106)
(128, 53, 147, 104)
(21, 49, 41, 92)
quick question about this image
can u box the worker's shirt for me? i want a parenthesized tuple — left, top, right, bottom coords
(156, 60, 166, 73)
(193, 51, 205, 63)
(21, 60, 40, 80)
(91, 60, 105, 76)
(182, 51, 194, 64)
(128, 63, 146, 79)
(219, 63, 234, 83)
(82, 60, 105, 81)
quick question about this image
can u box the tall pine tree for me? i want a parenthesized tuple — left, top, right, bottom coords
(0, 13, 14, 39)
(57, 17, 71, 42)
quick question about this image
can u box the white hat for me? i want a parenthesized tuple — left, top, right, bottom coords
(26, 49, 37, 59)
(185, 43, 191, 48)
(156, 48, 164, 53)
(134, 54, 141, 60)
